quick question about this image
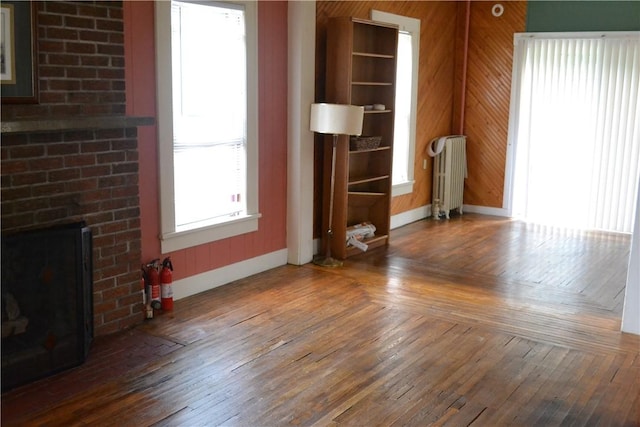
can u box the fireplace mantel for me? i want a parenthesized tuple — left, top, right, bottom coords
(1, 116, 155, 134)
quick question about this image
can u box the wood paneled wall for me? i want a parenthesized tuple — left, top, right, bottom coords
(456, 1, 527, 208)
(315, 1, 527, 236)
(315, 1, 458, 236)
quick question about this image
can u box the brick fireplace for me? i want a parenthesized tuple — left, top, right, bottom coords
(1, 1, 151, 337)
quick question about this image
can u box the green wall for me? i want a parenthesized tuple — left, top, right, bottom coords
(527, 1, 640, 32)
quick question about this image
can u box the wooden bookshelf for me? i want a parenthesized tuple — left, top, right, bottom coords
(322, 17, 398, 260)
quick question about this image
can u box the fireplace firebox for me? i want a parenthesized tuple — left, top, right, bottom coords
(1, 222, 93, 391)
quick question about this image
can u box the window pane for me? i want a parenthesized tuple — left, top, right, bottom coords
(393, 32, 412, 185)
(171, 1, 247, 229)
(174, 143, 246, 229)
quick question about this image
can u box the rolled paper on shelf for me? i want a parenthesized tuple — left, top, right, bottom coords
(346, 222, 376, 252)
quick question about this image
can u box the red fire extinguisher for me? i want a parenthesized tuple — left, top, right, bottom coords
(147, 259, 161, 310)
(160, 256, 174, 311)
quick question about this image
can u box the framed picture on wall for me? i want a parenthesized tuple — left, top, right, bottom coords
(1, 1, 38, 104)
(1, 4, 16, 83)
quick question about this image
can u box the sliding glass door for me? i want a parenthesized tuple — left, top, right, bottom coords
(507, 33, 640, 233)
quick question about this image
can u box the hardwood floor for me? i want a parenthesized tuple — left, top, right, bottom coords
(2, 214, 639, 426)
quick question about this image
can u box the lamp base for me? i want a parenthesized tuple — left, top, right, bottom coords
(312, 255, 343, 268)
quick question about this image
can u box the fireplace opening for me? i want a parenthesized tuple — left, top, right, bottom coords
(1, 222, 93, 391)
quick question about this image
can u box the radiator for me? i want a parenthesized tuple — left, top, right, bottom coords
(430, 135, 467, 219)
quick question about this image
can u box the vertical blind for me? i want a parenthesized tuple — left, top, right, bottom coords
(511, 33, 640, 233)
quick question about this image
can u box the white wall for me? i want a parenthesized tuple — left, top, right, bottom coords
(622, 189, 640, 335)
(286, 1, 316, 265)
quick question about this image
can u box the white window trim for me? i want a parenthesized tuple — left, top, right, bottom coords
(393, 181, 415, 197)
(371, 10, 420, 198)
(155, 0, 260, 253)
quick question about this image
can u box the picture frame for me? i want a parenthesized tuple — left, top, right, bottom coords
(1, 1, 38, 104)
(1, 4, 16, 84)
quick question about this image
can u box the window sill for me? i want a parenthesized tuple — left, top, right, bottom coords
(392, 180, 414, 197)
(161, 213, 262, 253)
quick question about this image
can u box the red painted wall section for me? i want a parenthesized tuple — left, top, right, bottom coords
(124, 1, 288, 282)
(123, 1, 161, 264)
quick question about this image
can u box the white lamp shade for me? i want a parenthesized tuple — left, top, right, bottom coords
(310, 103, 364, 136)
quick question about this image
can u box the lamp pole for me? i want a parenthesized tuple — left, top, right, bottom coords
(309, 103, 364, 267)
(322, 133, 340, 265)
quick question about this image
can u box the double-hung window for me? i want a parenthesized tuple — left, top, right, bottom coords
(155, 1, 260, 253)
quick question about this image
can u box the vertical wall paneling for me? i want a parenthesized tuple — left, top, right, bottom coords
(257, 1, 288, 257)
(123, 1, 160, 262)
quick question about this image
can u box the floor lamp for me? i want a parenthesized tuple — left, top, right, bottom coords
(310, 103, 364, 267)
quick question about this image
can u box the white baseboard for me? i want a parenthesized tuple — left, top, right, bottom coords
(172, 248, 288, 300)
(463, 204, 510, 217)
(389, 204, 511, 227)
(390, 204, 431, 229)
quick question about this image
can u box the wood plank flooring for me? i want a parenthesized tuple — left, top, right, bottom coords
(2, 214, 639, 426)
